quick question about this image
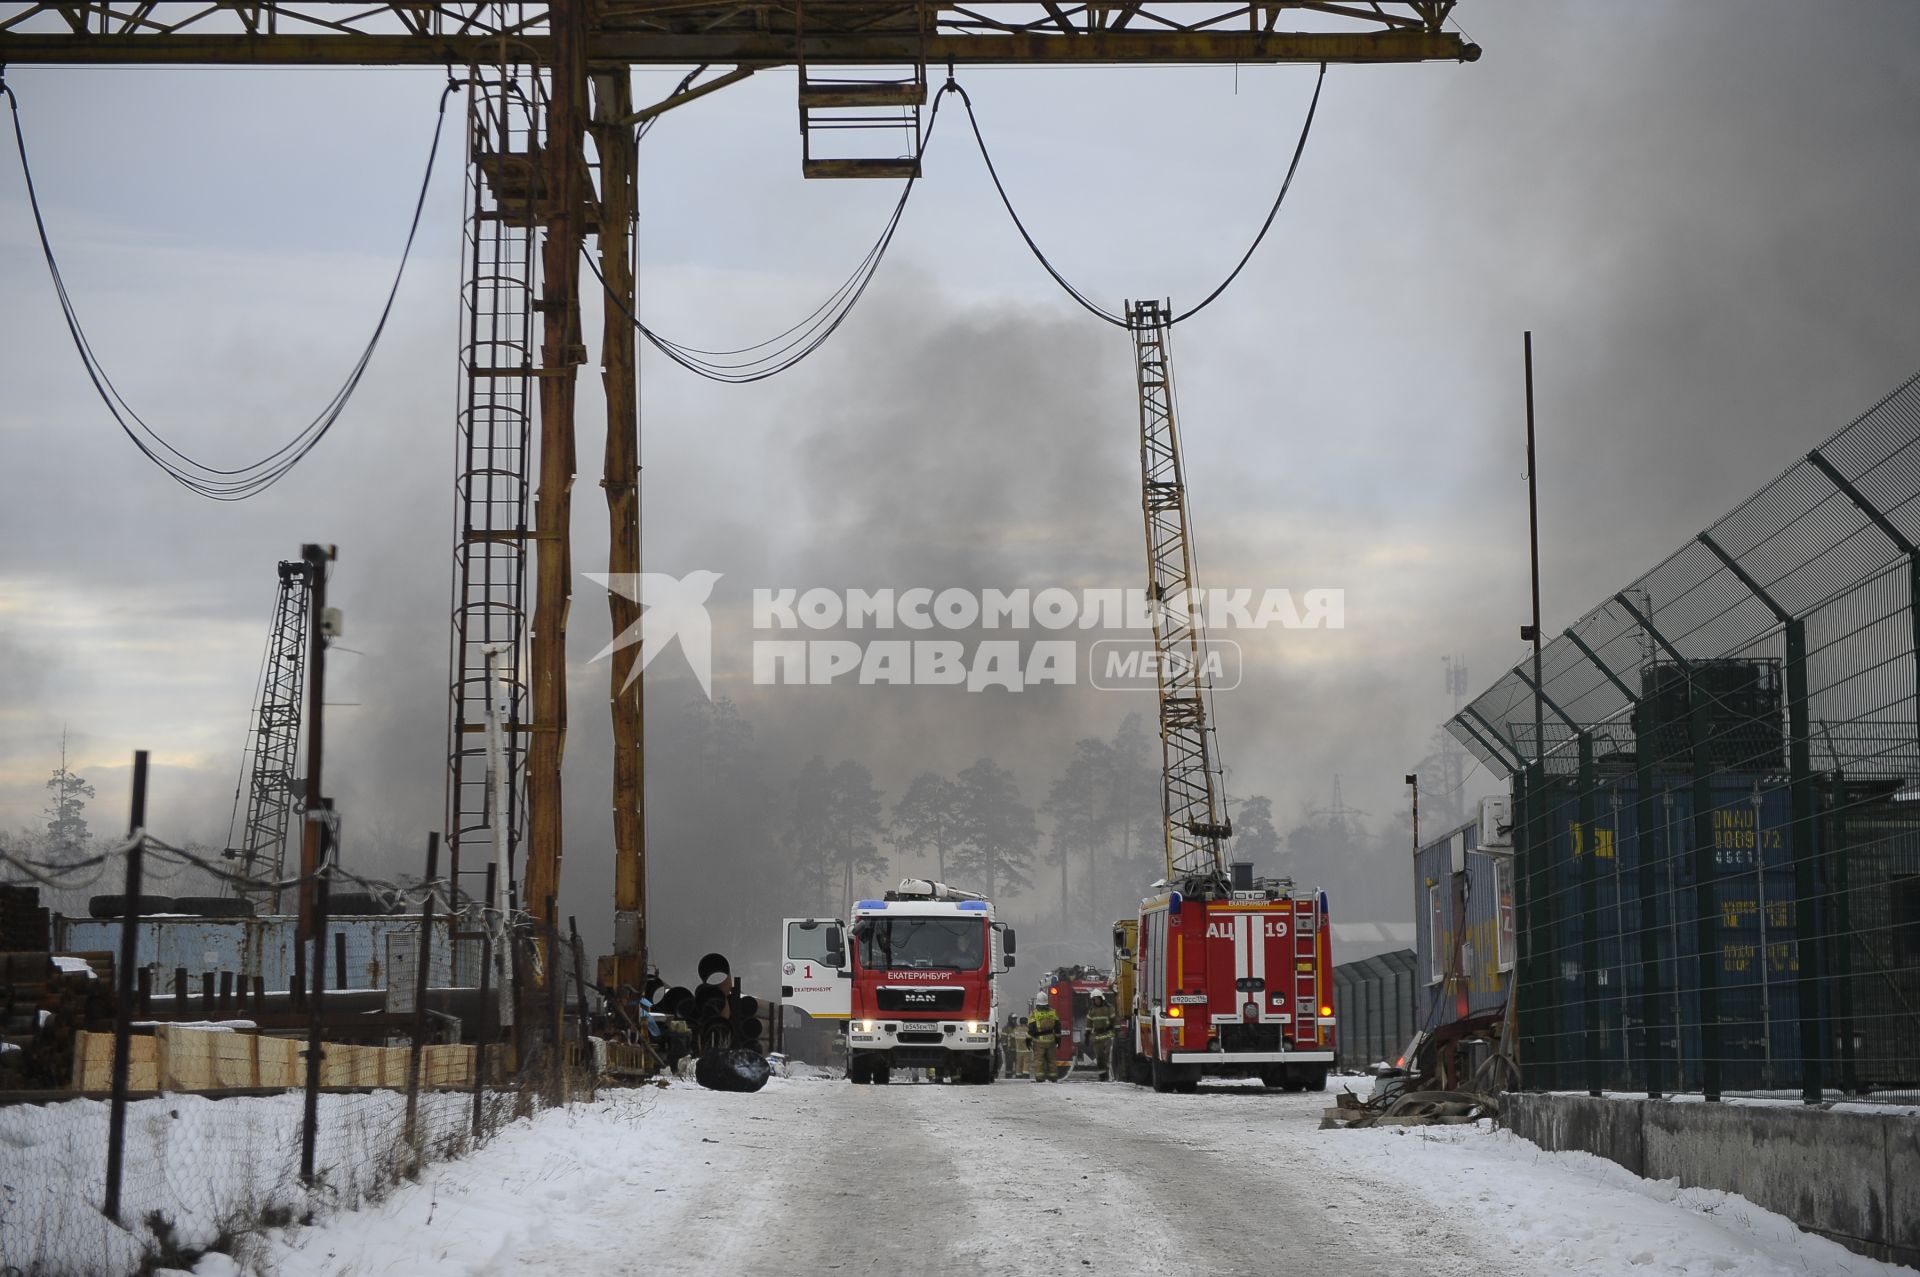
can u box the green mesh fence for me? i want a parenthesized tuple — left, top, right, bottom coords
(1448, 369, 1920, 1104)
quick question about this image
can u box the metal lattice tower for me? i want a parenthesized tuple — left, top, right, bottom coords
(236, 558, 313, 902)
(1129, 299, 1231, 896)
(445, 29, 542, 909)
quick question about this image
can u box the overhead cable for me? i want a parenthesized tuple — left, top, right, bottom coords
(1, 77, 461, 500)
(953, 63, 1328, 328)
(589, 83, 952, 383)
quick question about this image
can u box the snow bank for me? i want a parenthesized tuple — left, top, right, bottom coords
(0, 1088, 491, 1277)
(1311, 1116, 1914, 1276)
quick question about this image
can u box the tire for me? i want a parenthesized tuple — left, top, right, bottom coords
(849, 1055, 870, 1084)
(1259, 1066, 1286, 1090)
(872, 1062, 892, 1084)
(1150, 1056, 1173, 1094)
(88, 894, 174, 919)
(1298, 1067, 1328, 1093)
(173, 896, 254, 918)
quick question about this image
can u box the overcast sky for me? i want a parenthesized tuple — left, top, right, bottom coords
(3, 0, 1917, 952)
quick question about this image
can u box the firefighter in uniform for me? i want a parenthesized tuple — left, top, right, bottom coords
(1085, 992, 1116, 1081)
(1027, 993, 1062, 1082)
(1012, 1016, 1032, 1077)
(1001, 1014, 1022, 1077)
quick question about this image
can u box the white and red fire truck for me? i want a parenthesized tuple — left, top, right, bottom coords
(1104, 303, 1337, 1093)
(1113, 869, 1335, 1092)
(781, 879, 1016, 1085)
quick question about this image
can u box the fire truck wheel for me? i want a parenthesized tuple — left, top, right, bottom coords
(1296, 1067, 1327, 1092)
(849, 1055, 872, 1084)
(1149, 1057, 1173, 1094)
(1258, 1066, 1286, 1090)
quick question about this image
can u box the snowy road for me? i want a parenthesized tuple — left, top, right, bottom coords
(231, 1072, 1915, 1277)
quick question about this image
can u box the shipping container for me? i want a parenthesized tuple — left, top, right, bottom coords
(57, 913, 480, 993)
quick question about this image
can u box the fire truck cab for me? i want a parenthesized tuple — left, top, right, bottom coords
(782, 879, 1015, 1085)
(1113, 876, 1335, 1093)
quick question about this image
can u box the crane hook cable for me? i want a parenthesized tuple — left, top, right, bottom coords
(952, 62, 1327, 328)
(2, 76, 462, 501)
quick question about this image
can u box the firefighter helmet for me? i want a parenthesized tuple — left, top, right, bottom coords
(1033, 991, 1050, 1009)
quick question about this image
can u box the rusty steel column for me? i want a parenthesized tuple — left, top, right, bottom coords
(524, 0, 585, 961)
(590, 70, 648, 992)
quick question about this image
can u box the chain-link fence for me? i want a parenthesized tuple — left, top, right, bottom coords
(1448, 369, 1920, 1105)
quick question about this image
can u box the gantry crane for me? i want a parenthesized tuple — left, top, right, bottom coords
(0, 1, 1476, 1002)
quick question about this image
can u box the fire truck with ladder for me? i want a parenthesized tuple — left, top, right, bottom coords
(1109, 302, 1336, 1094)
(782, 879, 1016, 1085)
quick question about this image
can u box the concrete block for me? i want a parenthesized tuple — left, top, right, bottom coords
(1503, 1093, 1645, 1177)
(1641, 1102, 1887, 1257)
(1886, 1114, 1920, 1268)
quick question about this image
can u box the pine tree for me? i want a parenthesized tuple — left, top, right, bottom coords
(44, 734, 94, 851)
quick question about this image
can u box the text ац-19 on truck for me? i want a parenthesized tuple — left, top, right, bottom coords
(781, 879, 1016, 1085)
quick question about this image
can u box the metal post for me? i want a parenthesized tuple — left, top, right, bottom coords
(103, 749, 147, 1223)
(301, 805, 332, 1185)
(334, 932, 347, 991)
(1524, 331, 1544, 779)
(406, 833, 439, 1148)
(569, 915, 591, 1058)
(296, 543, 335, 945)
(1513, 765, 1537, 1082)
(474, 863, 497, 1139)
(1579, 730, 1601, 1096)
(1825, 771, 1858, 1092)
(1784, 618, 1823, 1102)
(1635, 748, 1662, 1097)
(1689, 696, 1721, 1100)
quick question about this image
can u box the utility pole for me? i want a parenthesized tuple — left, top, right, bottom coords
(1406, 772, 1420, 853)
(1523, 333, 1544, 763)
(296, 543, 336, 943)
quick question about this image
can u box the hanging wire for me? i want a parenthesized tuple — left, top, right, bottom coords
(952, 63, 1328, 328)
(1, 76, 462, 500)
(587, 82, 954, 383)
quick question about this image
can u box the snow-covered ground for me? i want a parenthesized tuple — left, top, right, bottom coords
(183, 1072, 1914, 1277)
(0, 1089, 489, 1277)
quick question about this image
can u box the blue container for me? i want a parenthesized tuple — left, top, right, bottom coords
(1518, 772, 1819, 1092)
(1413, 817, 1515, 1035)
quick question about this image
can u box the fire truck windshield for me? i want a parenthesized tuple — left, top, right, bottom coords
(854, 918, 985, 971)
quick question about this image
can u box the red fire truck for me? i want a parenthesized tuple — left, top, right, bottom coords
(1113, 870, 1334, 1092)
(1036, 965, 1114, 1071)
(781, 879, 1016, 1085)
(1105, 302, 1336, 1093)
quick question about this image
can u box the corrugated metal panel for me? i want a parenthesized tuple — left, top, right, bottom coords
(57, 915, 479, 991)
(1332, 949, 1416, 1071)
